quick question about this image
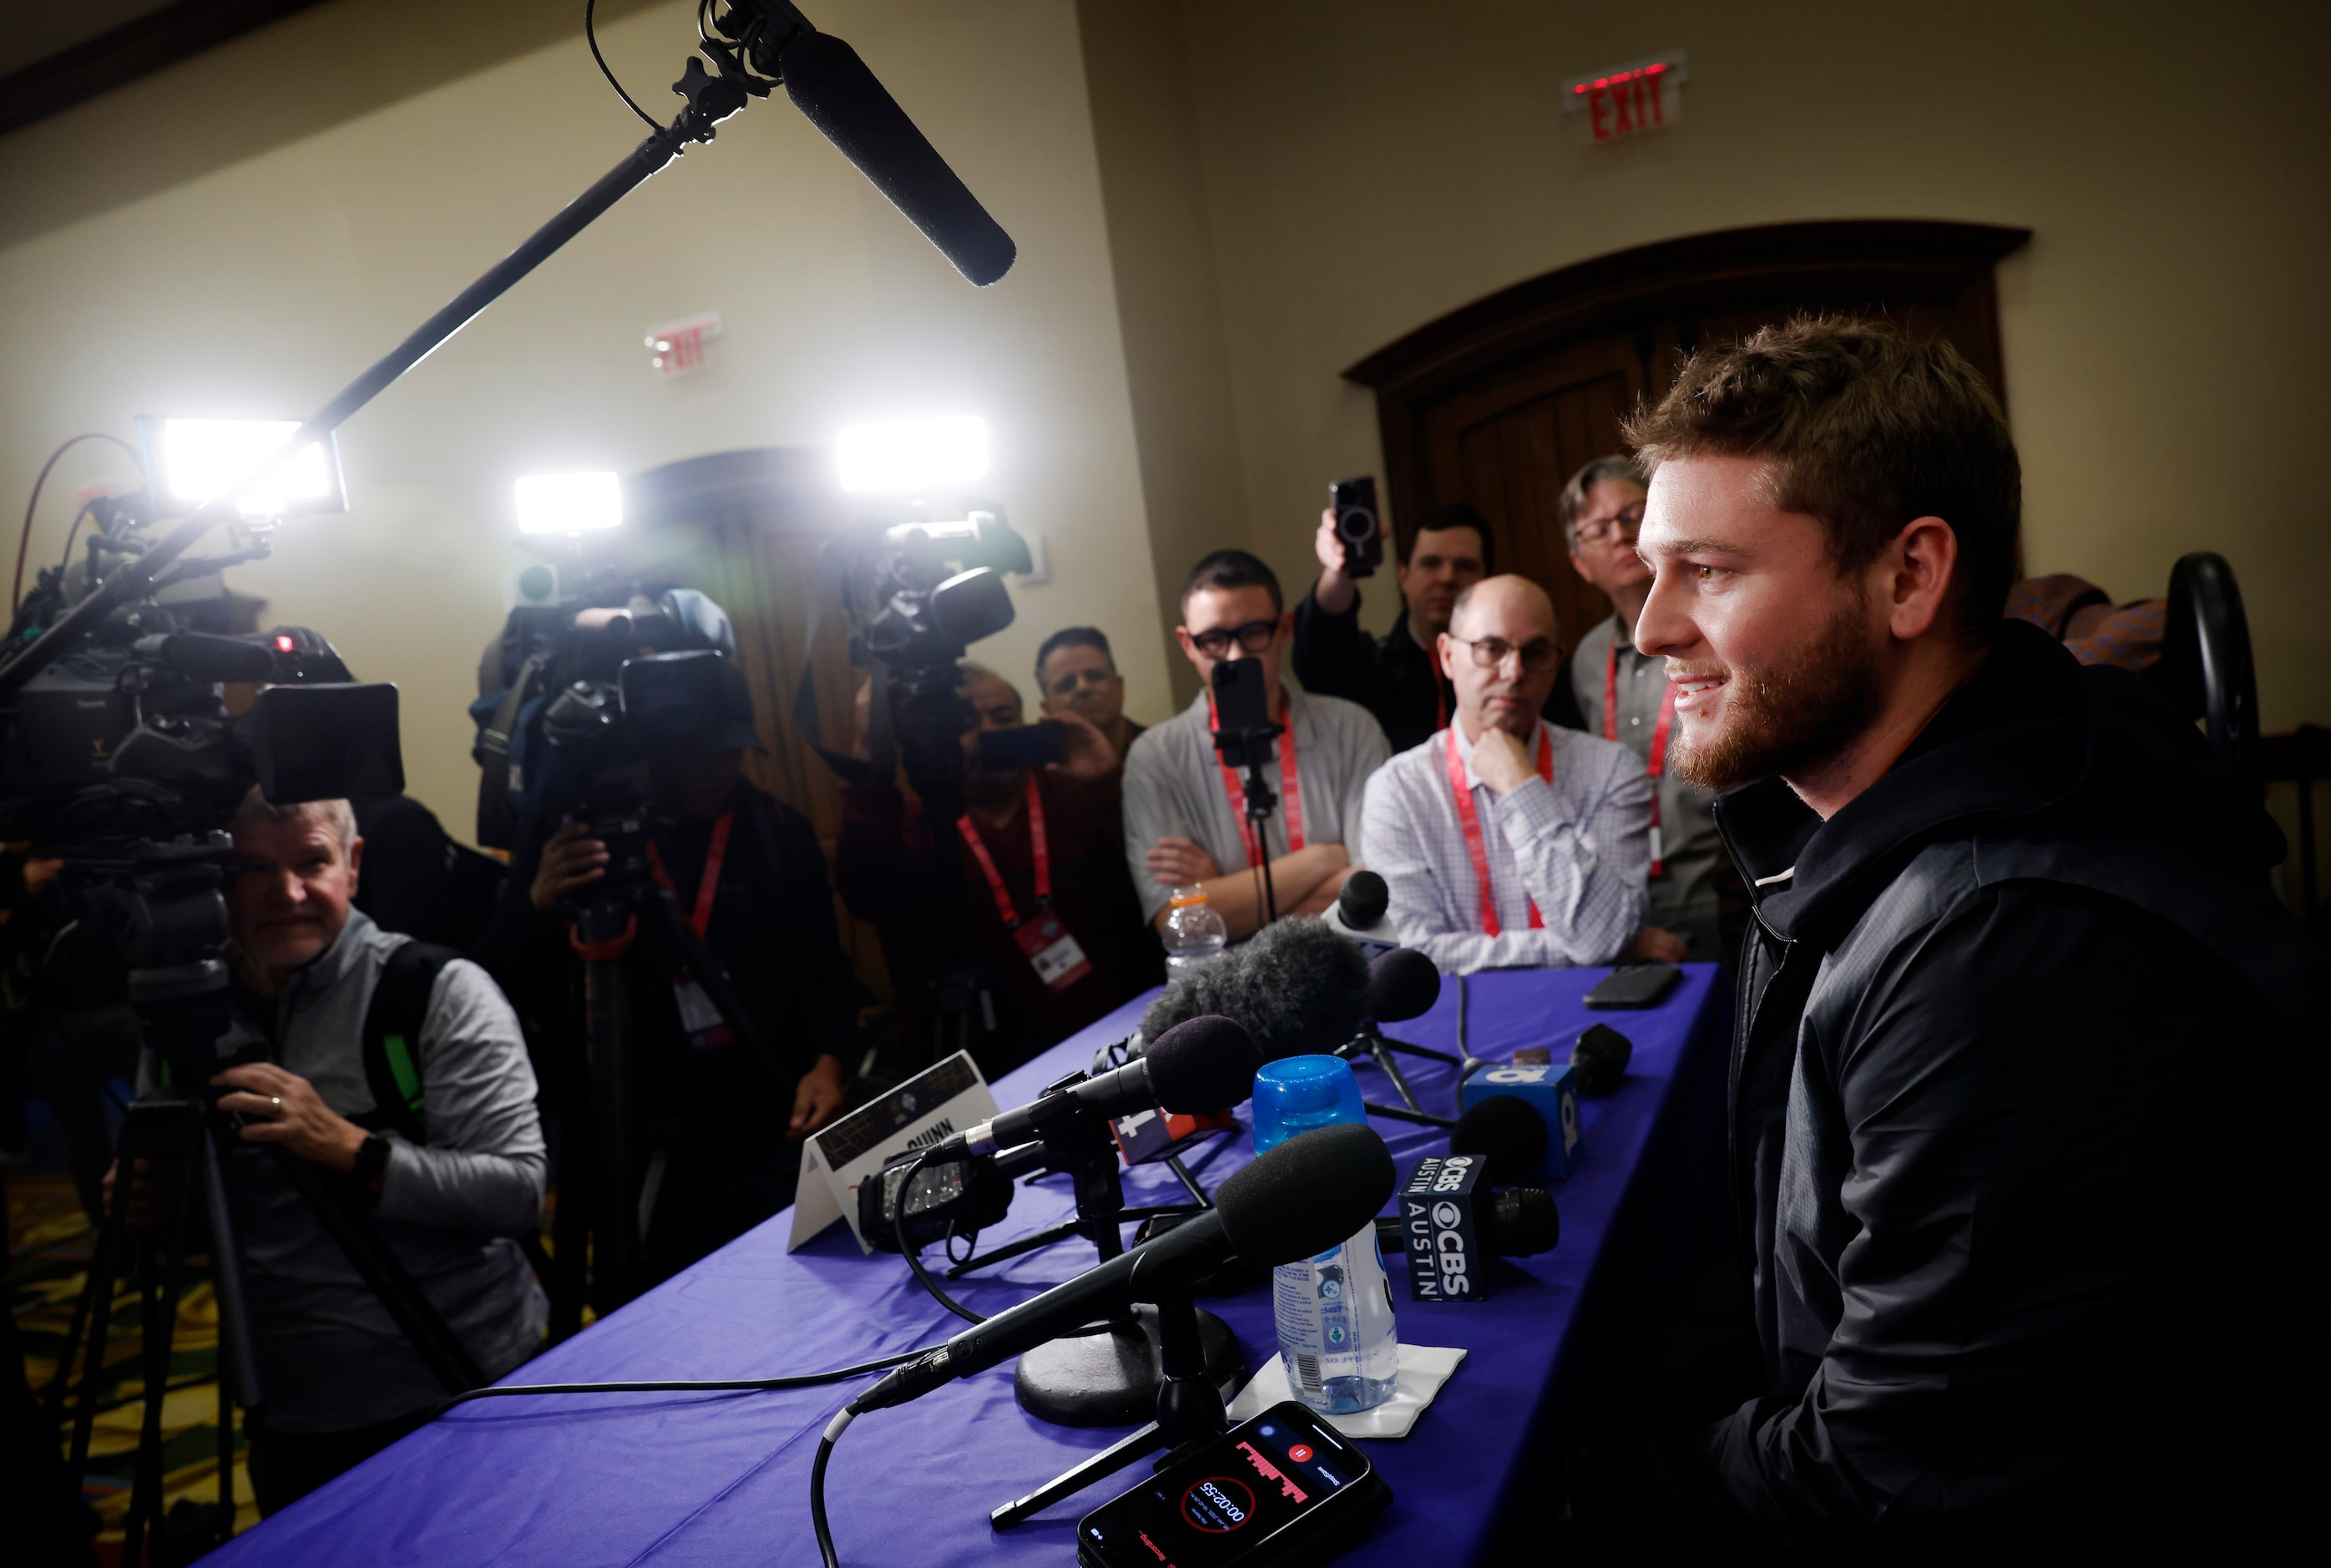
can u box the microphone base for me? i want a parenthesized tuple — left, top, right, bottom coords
(1011, 1304, 1243, 1428)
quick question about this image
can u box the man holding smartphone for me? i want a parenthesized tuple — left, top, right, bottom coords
(1124, 550, 1390, 941)
(837, 666, 1156, 1075)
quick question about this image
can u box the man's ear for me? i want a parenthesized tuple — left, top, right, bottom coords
(1886, 517, 1961, 642)
(346, 835, 363, 893)
(1568, 550, 1590, 584)
(1435, 631, 1458, 682)
(1173, 625, 1201, 665)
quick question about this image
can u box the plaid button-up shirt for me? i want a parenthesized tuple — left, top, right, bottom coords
(1358, 720, 1651, 974)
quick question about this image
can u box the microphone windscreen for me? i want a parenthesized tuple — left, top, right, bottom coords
(781, 32, 1017, 286)
(157, 632, 277, 682)
(1338, 868, 1389, 928)
(1570, 1023, 1633, 1095)
(1367, 948, 1441, 1024)
(1140, 916, 1368, 1061)
(1141, 1015, 1261, 1112)
(1450, 1094, 1546, 1186)
(1215, 1122, 1394, 1267)
(1490, 1186, 1560, 1257)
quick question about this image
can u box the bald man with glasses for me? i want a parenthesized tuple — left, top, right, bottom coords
(1361, 575, 1655, 974)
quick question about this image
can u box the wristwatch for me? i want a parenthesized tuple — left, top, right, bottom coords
(351, 1131, 393, 1188)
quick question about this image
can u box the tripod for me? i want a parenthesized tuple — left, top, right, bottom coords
(990, 1289, 1230, 1529)
(45, 842, 476, 1565)
(549, 799, 793, 1328)
(1337, 1017, 1462, 1130)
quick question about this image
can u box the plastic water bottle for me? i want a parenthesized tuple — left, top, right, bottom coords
(1160, 885, 1227, 975)
(1252, 1056, 1399, 1415)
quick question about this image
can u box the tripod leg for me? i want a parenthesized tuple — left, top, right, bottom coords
(124, 1133, 199, 1568)
(583, 955, 641, 1315)
(989, 1421, 1170, 1531)
(1365, 1037, 1428, 1115)
(67, 1122, 147, 1480)
(1380, 1034, 1464, 1068)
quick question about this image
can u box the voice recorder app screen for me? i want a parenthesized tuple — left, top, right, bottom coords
(1080, 1405, 1368, 1566)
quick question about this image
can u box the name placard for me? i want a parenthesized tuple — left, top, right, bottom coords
(788, 1050, 999, 1252)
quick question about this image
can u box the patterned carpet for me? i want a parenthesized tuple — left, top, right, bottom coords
(8, 1171, 260, 1565)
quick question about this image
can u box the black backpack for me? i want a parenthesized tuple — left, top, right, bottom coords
(356, 941, 461, 1145)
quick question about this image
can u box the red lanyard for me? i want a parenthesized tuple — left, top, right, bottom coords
(1207, 695, 1304, 867)
(1605, 644, 1678, 876)
(1445, 725, 1554, 936)
(956, 775, 1047, 928)
(645, 808, 733, 940)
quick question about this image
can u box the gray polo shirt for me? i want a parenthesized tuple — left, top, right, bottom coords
(160, 910, 549, 1433)
(1570, 612, 1726, 959)
(1122, 687, 1391, 923)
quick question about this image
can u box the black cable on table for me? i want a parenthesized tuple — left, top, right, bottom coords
(428, 1344, 931, 1419)
(812, 1407, 853, 1568)
(894, 1144, 989, 1325)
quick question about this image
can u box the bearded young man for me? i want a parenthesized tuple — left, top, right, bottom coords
(1575, 318, 2324, 1551)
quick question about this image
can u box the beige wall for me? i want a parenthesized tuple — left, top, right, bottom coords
(0, 0, 1169, 829)
(1081, 0, 2331, 731)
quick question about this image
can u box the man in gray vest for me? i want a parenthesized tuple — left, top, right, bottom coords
(113, 791, 545, 1514)
(1559, 454, 1722, 963)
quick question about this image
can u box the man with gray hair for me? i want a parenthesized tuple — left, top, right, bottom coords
(1559, 454, 1723, 961)
(113, 789, 546, 1513)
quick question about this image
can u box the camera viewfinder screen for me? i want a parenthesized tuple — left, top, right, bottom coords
(1080, 1404, 1364, 1567)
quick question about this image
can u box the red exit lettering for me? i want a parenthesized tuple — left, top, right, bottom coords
(1566, 53, 1686, 144)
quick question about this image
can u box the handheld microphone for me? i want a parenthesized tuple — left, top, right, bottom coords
(1452, 1064, 1584, 1181)
(1140, 916, 1369, 1061)
(933, 1015, 1258, 1160)
(1365, 948, 1441, 1025)
(1326, 870, 1400, 958)
(852, 1122, 1396, 1412)
(1569, 1023, 1633, 1095)
(1378, 1152, 1558, 1302)
(765, 21, 1017, 285)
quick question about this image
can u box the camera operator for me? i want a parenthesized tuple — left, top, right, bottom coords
(837, 666, 1156, 1078)
(108, 790, 546, 1515)
(1296, 501, 1581, 752)
(475, 659, 857, 1279)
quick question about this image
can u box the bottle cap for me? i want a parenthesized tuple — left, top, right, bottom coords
(1167, 885, 1209, 908)
(1251, 1055, 1367, 1154)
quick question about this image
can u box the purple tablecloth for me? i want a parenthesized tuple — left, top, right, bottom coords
(209, 964, 1726, 1565)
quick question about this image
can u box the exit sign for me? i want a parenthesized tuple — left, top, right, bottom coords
(1563, 51, 1688, 144)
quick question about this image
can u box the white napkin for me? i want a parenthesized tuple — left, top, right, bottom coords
(1224, 1344, 1466, 1439)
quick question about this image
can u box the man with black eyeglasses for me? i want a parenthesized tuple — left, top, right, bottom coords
(1122, 549, 1389, 941)
(1360, 575, 1653, 974)
(1559, 455, 1721, 962)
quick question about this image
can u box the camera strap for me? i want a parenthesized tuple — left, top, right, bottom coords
(1446, 723, 1554, 938)
(956, 778, 1093, 993)
(359, 940, 461, 1144)
(645, 811, 738, 1050)
(1603, 645, 1678, 875)
(1206, 694, 1304, 866)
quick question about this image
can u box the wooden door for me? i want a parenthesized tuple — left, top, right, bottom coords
(1347, 220, 2030, 656)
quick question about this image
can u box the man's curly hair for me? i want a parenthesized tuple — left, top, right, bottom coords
(1622, 316, 2022, 634)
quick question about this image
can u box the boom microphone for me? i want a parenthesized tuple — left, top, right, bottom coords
(851, 1123, 1396, 1411)
(934, 1015, 1258, 1159)
(1140, 916, 1369, 1061)
(768, 23, 1018, 285)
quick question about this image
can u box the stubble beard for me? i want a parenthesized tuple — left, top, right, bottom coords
(1670, 593, 1883, 794)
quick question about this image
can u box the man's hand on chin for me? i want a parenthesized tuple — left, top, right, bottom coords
(1472, 726, 1537, 795)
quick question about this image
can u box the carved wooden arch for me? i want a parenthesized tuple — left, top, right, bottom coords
(1342, 220, 2031, 626)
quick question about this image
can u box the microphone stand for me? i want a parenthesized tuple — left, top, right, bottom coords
(990, 1290, 1229, 1530)
(1210, 721, 1286, 924)
(1338, 1015, 1464, 1129)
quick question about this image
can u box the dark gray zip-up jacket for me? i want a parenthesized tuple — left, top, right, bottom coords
(1686, 622, 2326, 1549)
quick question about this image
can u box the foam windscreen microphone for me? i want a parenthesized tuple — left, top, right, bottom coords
(852, 1123, 1396, 1412)
(1140, 916, 1369, 1062)
(1366, 948, 1441, 1024)
(1456, 1061, 1584, 1181)
(933, 1015, 1258, 1160)
(773, 28, 1018, 285)
(1339, 869, 1389, 929)
(1570, 1023, 1633, 1095)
